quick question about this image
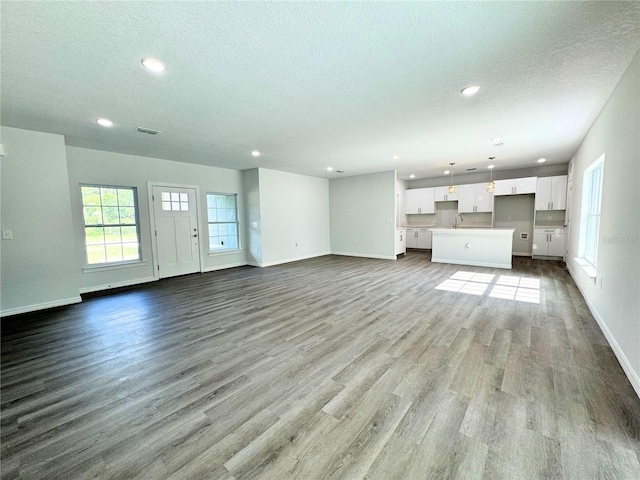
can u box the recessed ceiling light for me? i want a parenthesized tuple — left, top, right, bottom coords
(409, 174, 415, 179)
(251, 150, 261, 157)
(141, 58, 167, 73)
(326, 166, 334, 172)
(461, 85, 481, 96)
(491, 137, 504, 145)
(488, 165, 495, 169)
(392, 155, 400, 160)
(96, 118, 114, 128)
(537, 158, 546, 163)
(444, 170, 450, 175)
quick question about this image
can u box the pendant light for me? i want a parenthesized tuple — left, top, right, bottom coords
(486, 157, 496, 192)
(448, 163, 456, 194)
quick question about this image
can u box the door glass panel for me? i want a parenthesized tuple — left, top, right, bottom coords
(162, 192, 171, 201)
(162, 201, 171, 211)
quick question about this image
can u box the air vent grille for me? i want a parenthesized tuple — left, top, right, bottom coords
(136, 127, 161, 135)
(466, 168, 477, 171)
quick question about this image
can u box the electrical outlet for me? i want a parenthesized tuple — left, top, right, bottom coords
(507, 216, 512, 221)
(354, 240, 358, 245)
(1, 230, 13, 240)
(295, 242, 299, 247)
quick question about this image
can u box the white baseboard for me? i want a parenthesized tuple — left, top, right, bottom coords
(1, 296, 82, 317)
(79, 276, 156, 294)
(202, 261, 248, 272)
(513, 252, 532, 257)
(247, 252, 331, 268)
(330, 251, 397, 261)
(567, 264, 640, 399)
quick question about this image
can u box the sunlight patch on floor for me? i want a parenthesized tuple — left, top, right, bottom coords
(436, 271, 541, 304)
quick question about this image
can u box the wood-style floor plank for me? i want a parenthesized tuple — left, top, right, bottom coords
(2, 252, 639, 479)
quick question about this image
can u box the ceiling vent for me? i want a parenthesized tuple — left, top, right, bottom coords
(136, 127, 161, 135)
(466, 167, 477, 171)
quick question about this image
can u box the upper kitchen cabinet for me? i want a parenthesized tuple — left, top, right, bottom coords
(536, 175, 567, 210)
(458, 183, 493, 213)
(405, 188, 435, 214)
(494, 177, 537, 196)
(434, 186, 458, 202)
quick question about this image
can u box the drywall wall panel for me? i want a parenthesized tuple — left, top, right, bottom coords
(566, 51, 640, 395)
(259, 168, 330, 266)
(330, 170, 396, 259)
(1, 127, 80, 315)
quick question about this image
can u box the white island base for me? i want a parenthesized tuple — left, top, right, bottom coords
(431, 228, 515, 269)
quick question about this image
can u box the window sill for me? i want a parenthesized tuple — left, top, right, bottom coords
(83, 260, 148, 273)
(208, 249, 243, 257)
(574, 257, 597, 278)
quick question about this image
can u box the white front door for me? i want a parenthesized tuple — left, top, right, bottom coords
(152, 186, 201, 279)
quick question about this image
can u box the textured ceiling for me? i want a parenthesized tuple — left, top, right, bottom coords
(1, 1, 639, 180)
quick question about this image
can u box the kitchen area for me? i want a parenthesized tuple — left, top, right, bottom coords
(396, 172, 569, 269)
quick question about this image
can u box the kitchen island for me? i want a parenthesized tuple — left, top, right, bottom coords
(431, 228, 515, 269)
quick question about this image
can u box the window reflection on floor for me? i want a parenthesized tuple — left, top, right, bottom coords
(435, 271, 541, 304)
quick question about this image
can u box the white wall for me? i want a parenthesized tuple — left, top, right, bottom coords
(330, 170, 396, 259)
(1, 127, 81, 315)
(395, 178, 407, 228)
(566, 51, 640, 396)
(243, 168, 330, 267)
(243, 168, 262, 266)
(259, 169, 330, 266)
(66, 146, 247, 293)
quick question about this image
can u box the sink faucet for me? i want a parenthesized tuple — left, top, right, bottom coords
(454, 214, 463, 229)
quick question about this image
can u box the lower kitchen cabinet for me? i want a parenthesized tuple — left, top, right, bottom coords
(405, 228, 431, 249)
(533, 228, 565, 257)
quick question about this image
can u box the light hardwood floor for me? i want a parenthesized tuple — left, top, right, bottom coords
(2, 252, 639, 479)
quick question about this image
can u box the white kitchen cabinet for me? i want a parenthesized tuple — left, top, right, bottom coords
(405, 228, 417, 248)
(494, 177, 537, 196)
(395, 229, 407, 256)
(536, 175, 567, 210)
(405, 188, 435, 214)
(417, 228, 432, 249)
(533, 228, 565, 257)
(405, 228, 431, 249)
(458, 183, 494, 213)
(434, 186, 458, 202)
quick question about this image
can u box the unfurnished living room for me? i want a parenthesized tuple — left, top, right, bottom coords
(1, 2, 639, 479)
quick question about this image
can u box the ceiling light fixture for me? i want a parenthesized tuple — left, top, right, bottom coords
(448, 163, 456, 194)
(141, 58, 167, 73)
(486, 158, 496, 192)
(461, 85, 481, 96)
(251, 150, 261, 157)
(326, 166, 334, 172)
(96, 118, 114, 127)
(409, 174, 415, 179)
(491, 137, 504, 146)
(537, 158, 546, 163)
(392, 155, 400, 160)
(444, 170, 450, 175)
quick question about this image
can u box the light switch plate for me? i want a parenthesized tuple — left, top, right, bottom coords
(2, 230, 13, 240)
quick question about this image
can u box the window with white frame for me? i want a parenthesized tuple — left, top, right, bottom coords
(81, 185, 141, 265)
(207, 193, 239, 251)
(579, 154, 604, 268)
